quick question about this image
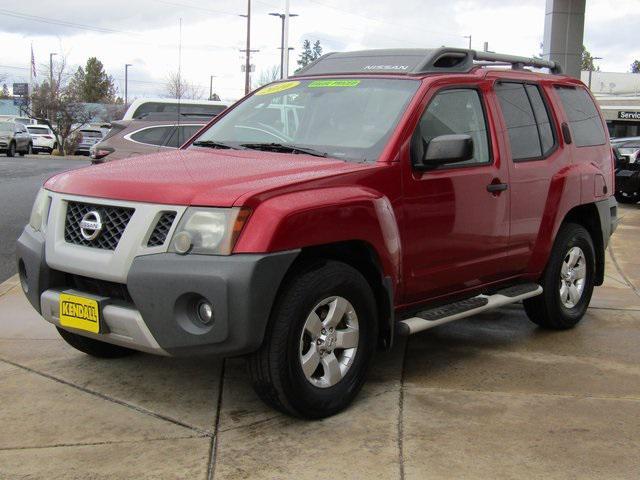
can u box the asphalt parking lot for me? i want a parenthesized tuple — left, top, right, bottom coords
(1, 204, 639, 479)
(0, 155, 90, 283)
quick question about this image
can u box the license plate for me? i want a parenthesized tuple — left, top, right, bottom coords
(59, 293, 101, 334)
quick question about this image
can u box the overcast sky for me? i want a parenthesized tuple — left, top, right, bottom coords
(0, 0, 634, 102)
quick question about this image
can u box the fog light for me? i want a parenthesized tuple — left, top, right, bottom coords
(173, 231, 192, 254)
(196, 300, 214, 325)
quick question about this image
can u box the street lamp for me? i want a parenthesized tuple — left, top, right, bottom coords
(49, 52, 58, 87)
(124, 64, 132, 109)
(463, 35, 472, 49)
(588, 57, 602, 90)
(269, 12, 299, 78)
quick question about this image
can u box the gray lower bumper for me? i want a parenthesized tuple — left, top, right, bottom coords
(16, 226, 299, 357)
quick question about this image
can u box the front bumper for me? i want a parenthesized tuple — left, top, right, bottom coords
(17, 226, 299, 356)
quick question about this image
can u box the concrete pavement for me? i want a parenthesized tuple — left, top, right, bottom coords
(1, 206, 639, 479)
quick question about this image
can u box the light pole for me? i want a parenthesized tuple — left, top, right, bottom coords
(463, 35, 472, 49)
(209, 75, 218, 100)
(269, 12, 298, 79)
(124, 63, 132, 109)
(588, 57, 602, 90)
(49, 52, 57, 88)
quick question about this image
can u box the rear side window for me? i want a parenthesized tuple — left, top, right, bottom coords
(525, 85, 555, 155)
(495, 82, 546, 160)
(28, 127, 49, 135)
(555, 86, 606, 147)
(165, 125, 202, 148)
(129, 126, 173, 146)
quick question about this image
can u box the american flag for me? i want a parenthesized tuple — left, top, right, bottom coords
(31, 44, 36, 81)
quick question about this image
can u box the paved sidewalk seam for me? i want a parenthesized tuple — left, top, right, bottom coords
(0, 356, 214, 438)
(207, 359, 226, 480)
(0, 274, 19, 297)
(397, 338, 409, 480)
(0, 434, 203, 452)
(609, 243, 640, 299)
(402, 384, 640, 402)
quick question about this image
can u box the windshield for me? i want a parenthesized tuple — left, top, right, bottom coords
(189, 78, 419, 162)
(28, 127, 49, 135)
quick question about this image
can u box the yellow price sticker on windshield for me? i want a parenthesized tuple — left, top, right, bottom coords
(256, 81, 301, 95)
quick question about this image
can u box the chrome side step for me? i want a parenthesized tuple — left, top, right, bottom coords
(397, 283, 543, 336)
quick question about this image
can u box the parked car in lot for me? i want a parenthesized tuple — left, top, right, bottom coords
(122, 98, 228, 120)
(90, 115, 207, 163)
(0, 121, 32, 156)
(18, 48, 617, 419)
(74, 127, 104, 156)
(27, 125, 57, 154)
(611, 136, 640, 163)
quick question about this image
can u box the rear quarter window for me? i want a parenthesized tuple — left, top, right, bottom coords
(555, 86, 606, 147)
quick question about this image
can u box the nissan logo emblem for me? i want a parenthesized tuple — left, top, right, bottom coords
(79, 210, 103, 241)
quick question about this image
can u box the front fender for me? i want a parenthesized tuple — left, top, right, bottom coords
(234, 186, 402, 293)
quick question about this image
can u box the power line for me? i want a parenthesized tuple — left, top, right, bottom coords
(0, 9, 139, 36)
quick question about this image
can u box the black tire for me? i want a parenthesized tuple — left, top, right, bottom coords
(524, 223, 595, 329)
(248, 260, 378, 419)
(56, 327, 136, 358)
(615, 192, 639, 204)
(6, 142, 15, 157)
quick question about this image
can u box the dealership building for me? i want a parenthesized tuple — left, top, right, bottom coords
(580, 70, 640, 138)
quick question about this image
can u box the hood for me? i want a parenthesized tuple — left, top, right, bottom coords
(45, 148, 373, 207)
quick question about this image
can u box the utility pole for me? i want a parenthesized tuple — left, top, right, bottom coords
(588, 57, 602, 90)
(463, 35, 472, 49)
(269, 12, 298, 79)
(124, 63, 132, 109)
(49, 52, 57, 88)
(242, 0, 252, 95)
(209, 75, 215, 100)
(282, 0, 291, 78)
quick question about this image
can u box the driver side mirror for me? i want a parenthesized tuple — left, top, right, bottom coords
(414, 134, 474, 170)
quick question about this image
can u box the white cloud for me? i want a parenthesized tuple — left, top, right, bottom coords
(0, 0, 625, 103)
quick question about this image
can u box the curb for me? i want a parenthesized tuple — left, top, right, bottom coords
(0, 275, 20, 298)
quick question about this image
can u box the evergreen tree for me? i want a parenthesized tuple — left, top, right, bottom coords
(0, 84, 9, 99)
(69, 57, 117, 103)
(631, 60, 640, 74)
(297, 39, 324, 70)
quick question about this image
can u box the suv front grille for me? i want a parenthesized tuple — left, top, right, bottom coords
(64, 201, 134, 250)
(147, 211, 176, 247)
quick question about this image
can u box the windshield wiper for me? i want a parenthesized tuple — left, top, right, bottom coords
(191, 140, 239, 150)
(240, 143, 328, 158)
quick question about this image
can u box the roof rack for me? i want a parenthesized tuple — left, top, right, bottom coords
(292, 48, 563, 77)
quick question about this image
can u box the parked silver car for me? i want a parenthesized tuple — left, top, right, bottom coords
(0, 122, 32, 156)
(74, 128, 104, 156)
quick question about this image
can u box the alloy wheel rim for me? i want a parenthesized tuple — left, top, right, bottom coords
(559, 246, 586, 308)
(299, 296, 359, 388)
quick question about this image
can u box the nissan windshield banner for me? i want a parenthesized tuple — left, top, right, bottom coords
(618, 111, 640, 120)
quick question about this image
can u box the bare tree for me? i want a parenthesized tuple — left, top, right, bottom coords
(164, 72, 205, 100)
(29, 54, 96, 154)
(254, 65, 280, 88)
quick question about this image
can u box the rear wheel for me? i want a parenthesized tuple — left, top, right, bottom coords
(56, 327, 136, 358)
(524, 223, 595, 329)
(248, 260, 378, 419)
(6, 142, 15, 157)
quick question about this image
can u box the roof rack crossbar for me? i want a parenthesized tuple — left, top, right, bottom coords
(472, 50, 562, 74)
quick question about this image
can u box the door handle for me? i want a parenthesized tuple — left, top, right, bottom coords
(487, 182, 508, 193)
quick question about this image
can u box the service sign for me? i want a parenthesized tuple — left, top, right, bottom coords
(618, 111, 640, 120)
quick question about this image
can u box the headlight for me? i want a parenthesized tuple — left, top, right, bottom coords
(29, 188, 50, 232)
(169, 207, 251, 255)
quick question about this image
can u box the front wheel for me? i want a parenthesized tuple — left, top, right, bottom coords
(6, 142, 15, 157)
(524, 223, 595, 329)
(248, 260, 378, 419)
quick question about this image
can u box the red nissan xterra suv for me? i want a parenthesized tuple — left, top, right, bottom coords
(17, 48, 617, 419)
